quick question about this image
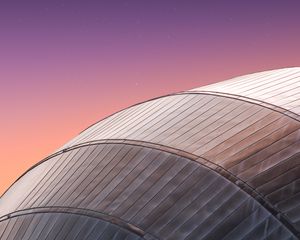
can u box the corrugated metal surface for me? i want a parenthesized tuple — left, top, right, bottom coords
(0, 67, 299, 239)
(189, 67, 300, 116)
(0, 144, 296, 239)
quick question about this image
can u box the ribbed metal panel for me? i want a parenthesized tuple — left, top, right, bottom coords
(0, 67, 299, 239)
(189, 67, 300, 116)
(0, 144, 296, 239)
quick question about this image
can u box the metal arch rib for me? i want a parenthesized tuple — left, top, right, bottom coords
(76, 90, 300, 138)
(180, 90, 300, 122)
(0, 206, 159, 240)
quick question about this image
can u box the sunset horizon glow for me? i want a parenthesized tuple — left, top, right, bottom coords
(1, 1, 300, 195)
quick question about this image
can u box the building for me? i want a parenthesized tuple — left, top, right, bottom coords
(0, 67, 299, 239)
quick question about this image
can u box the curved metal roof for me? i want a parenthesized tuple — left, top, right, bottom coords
(0, 68, 299, 239)
(188, 67, 300, 117)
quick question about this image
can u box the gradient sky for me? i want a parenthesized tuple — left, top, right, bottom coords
(1, 0, 300, 195)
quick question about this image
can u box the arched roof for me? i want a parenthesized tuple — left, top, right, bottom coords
(0, 68, 299, 239)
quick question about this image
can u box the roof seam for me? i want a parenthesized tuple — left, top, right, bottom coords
(0, 206, 159, 240)
(181, 91, 300, 122)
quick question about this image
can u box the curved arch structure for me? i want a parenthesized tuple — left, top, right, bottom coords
(0, 67, 300, 239)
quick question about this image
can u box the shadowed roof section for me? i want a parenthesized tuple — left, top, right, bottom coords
(0, 67, 299, 239)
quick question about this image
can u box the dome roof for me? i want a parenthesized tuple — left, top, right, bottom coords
(0, 68, 299, 239)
